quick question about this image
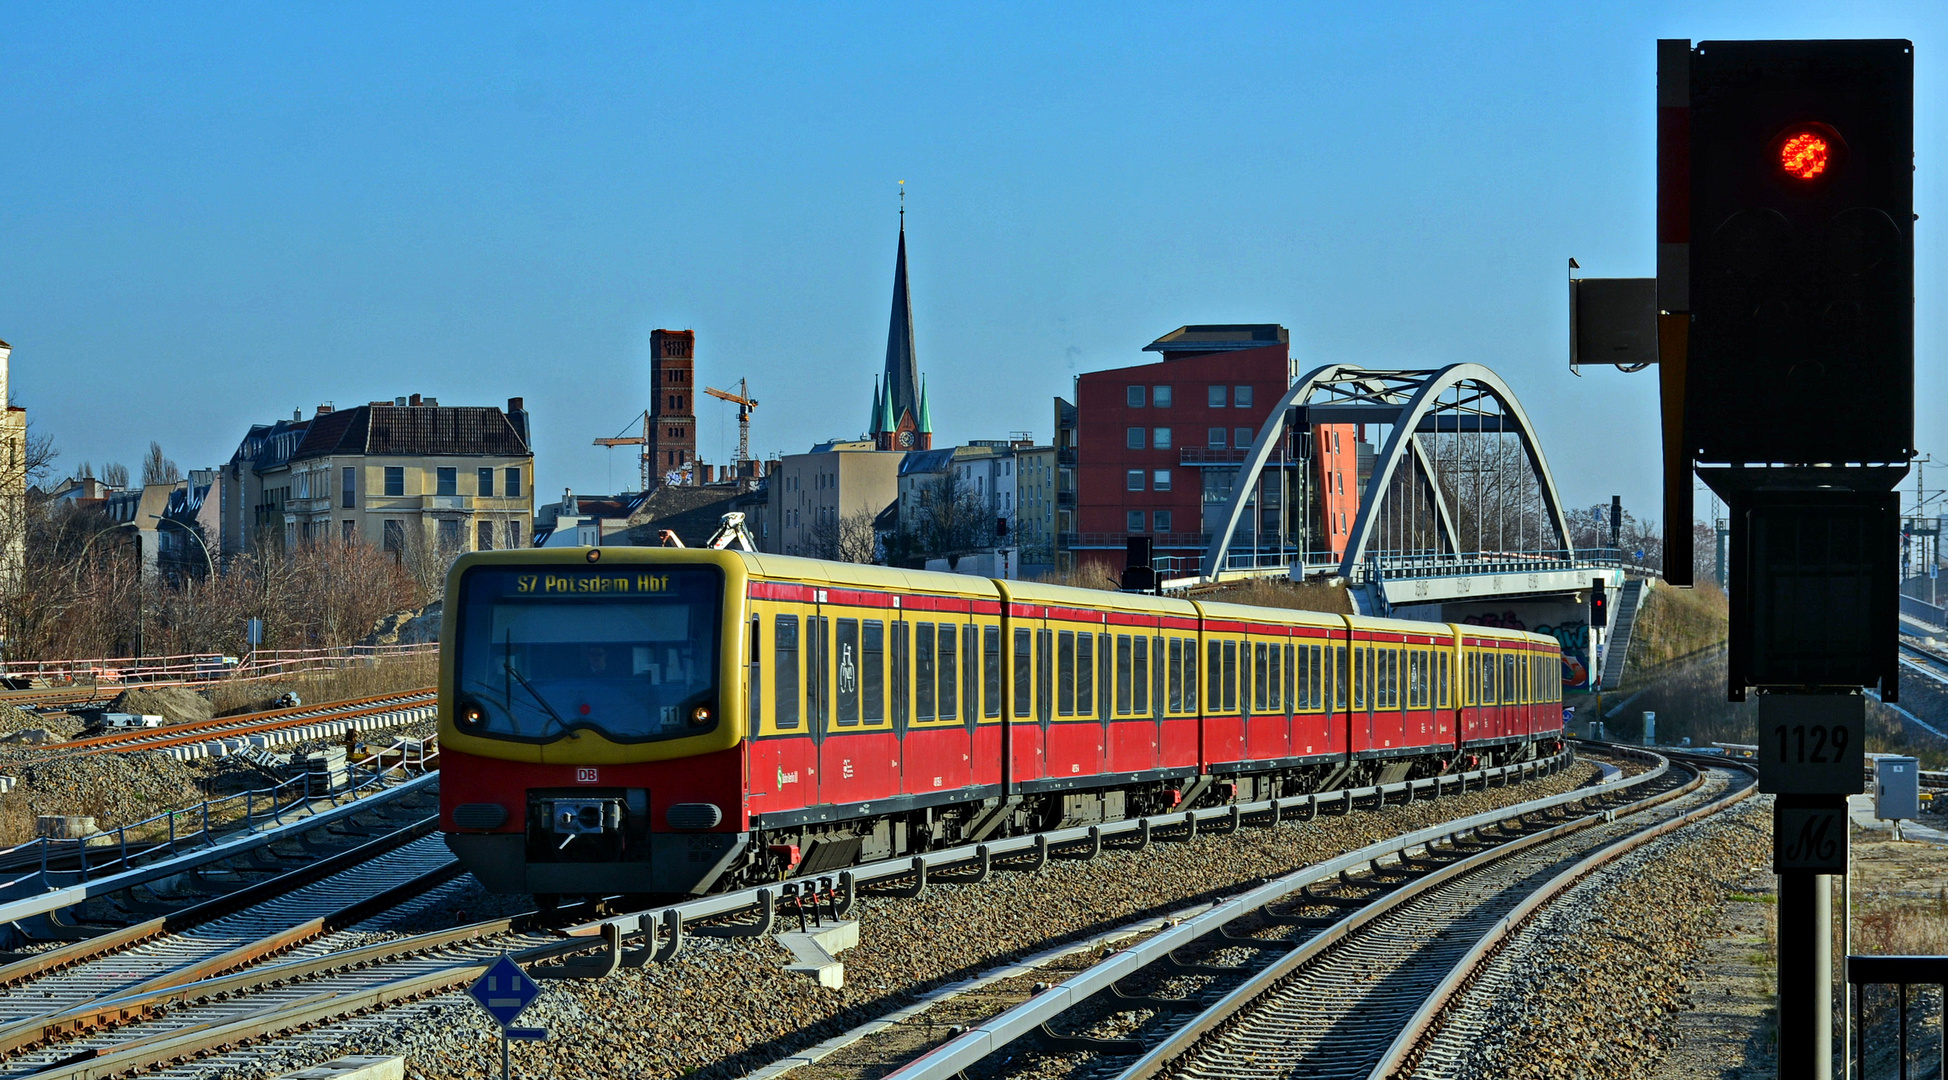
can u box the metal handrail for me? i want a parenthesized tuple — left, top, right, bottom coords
(1847, 954, 1947, 1080)
(0, 735, 438, 894)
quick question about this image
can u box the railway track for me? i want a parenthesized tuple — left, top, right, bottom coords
(0, 753, 1584, 1080)
(20, 689, 437, 759)
(870, 750, 1751, 1080)
(1898, 638, 1948, 684)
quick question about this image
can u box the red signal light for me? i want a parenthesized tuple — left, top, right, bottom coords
(1779, 131, 1831, 180)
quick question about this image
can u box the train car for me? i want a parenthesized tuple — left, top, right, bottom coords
(438, 546, 1564, 899)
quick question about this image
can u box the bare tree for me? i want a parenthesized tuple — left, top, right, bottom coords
(101, 462, 129, 488)
(141, 442, 181, 487)
(806, 507, 880, 564)
(888, 471, 994, 567)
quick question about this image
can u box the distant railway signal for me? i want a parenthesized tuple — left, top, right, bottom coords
(1589, 580, 1609, 628)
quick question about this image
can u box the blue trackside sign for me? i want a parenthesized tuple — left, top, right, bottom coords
(468, 955, 541, 1028)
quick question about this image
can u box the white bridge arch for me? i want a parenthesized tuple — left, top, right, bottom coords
(1198, 363, 1577, 584)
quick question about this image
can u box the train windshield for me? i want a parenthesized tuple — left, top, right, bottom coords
(453, 565, 723, 743)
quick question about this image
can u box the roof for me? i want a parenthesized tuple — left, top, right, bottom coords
(290, 403, 530, 462)
(608, 487, 747, 548)
(1143, 324, 1290, 356)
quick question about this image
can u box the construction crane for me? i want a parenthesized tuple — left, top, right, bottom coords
(592, 411, 654, 493)
(704, 378, 760, 479)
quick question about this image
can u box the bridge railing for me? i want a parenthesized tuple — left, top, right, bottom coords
(1359, 548, 1627, 580)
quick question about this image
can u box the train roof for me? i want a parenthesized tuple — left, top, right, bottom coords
(994, 578, 1198, 617)
(1190, 598, 1345, 630)
(734, 551, 1002, 600)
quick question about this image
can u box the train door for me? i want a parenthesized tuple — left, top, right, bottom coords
(972, 620, 1004, 791)
(1246, 632, 1290, 762)
(1008, 612, 1048, 786)
(745, 604, 817, 816)
(902, 613, 973, 797)
(1044, 622, 1104, 783)
(818, 608, 901, 808)
(1156, 625, 1194, 771)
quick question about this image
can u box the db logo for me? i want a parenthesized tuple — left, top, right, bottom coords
(575, 768, 599, 784)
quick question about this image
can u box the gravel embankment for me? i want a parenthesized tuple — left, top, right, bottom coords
(162, 760, 1610, 1080)
(1409, 787, 1773, 1080)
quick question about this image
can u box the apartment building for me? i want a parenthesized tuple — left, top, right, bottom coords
(222, 395, 534, 558)
(763, 440, 905, 557)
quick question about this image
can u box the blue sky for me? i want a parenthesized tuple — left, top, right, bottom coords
(2, 2, 1943, 522)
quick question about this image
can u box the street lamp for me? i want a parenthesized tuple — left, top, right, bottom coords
(148, 514, 215, 578)
(70, 520, 142, 659)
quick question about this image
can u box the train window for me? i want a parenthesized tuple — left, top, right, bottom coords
(984, 625, 1002, 718)
(1310, 644, 1324, 710)
(1269, 644, 1282, 711)
(774, 615, 800, 730)
(1438, 652, 1449, 708)
(1161, 635, 1176, 709)
(1353, 647, 1368, 711)
(1038, 630, 1054, 723)
(916, 623, 936, 721)
(1504, 655, 1517, 704)
(1098, 634, 1113, 719)
(1253, 643, 1268, 712)
(1116, 635, 1133, 715)
(1283, 644, 1294, 713)
(863, 621, 884, 724)
(1077, 632, 1095, 715)
(749, 618, 762, 730)
(964, 626, 978, 722)
(1207, 641, 1222, 712)
(1145, 635, 1161, 717)
(1182, 637, 1198, 712)
(1058, 631, 1076, 716)
(1133, 637, 1149, 714)
(836, 619, 860, 726)
(1223, 641, 1238, 713)
(1014, 628, 1033, 718)
(938, 627, 958, 721)
(893, 622, 909, 728)
(1334, 646, 1347, 709)
(1482, 652, 1496, 704)
(810, 617, 830, 731)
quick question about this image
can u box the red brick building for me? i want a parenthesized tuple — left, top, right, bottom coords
(647, 329, 697, 485)
(1067, 325, 1298, 572)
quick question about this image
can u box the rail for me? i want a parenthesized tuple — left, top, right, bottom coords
(0, 736, 438, 903)
(1847, 954, 1947, 1080)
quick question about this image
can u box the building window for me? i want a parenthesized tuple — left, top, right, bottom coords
(1236, 427, 1254, 449)
(1127, 385, 1146, 408)
(438, 518, 462, 550)
(1126, 427, 1145, 450)
(1153, 386, 1173, 408)
(384, 467, 404, 497)
(505, 520, 523, 549)
(1235, 385, 1254, 408)
(478, 520, 494, 550)
(341, 467, 356, 509)
(1153, 427, 1172, 450)
(1126, 469, 1144, 491)
(1208, 385, 1227, 408)
(437, 468, 458, 496)
(478, 467, 495, 497)
(342, 519, 356, 543)
(1127, 510, 1145, 533)
(383, 519, 405, 555)
(504, 467, 523, 498)
(1154, 510, 1172, 533)
(1154, 469, 1172, 491)
(1208, 427, 1227, 448)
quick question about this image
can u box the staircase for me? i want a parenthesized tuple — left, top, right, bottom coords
(1598, 578, 1645, 690)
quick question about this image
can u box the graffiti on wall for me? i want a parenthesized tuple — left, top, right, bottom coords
(1455, 606, 1592, 690)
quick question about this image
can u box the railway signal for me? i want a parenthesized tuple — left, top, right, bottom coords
(1651, 37, 1915, 1080)
(1588, 580, 1608, 628)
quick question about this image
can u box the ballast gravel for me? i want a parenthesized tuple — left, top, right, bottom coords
(147, 761, 1610, 1080)
(1406, 790, 1773, 1080)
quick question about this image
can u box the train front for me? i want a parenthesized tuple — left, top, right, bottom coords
(437, 548, 750, 898)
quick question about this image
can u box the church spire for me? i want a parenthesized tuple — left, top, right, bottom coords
(871, 185, 928, 451)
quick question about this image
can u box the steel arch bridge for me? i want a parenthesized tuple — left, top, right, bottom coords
(1196, 363, 1594, 590)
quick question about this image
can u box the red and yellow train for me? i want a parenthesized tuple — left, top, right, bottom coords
(438, 547, 1565, 897)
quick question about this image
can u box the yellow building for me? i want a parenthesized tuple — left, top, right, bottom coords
(222, 395, 534, 559)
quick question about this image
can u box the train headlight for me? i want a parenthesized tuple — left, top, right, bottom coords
(458, 701, 487, 728)
(585, 548, 601, 563)
(690, 704, 713, 726)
